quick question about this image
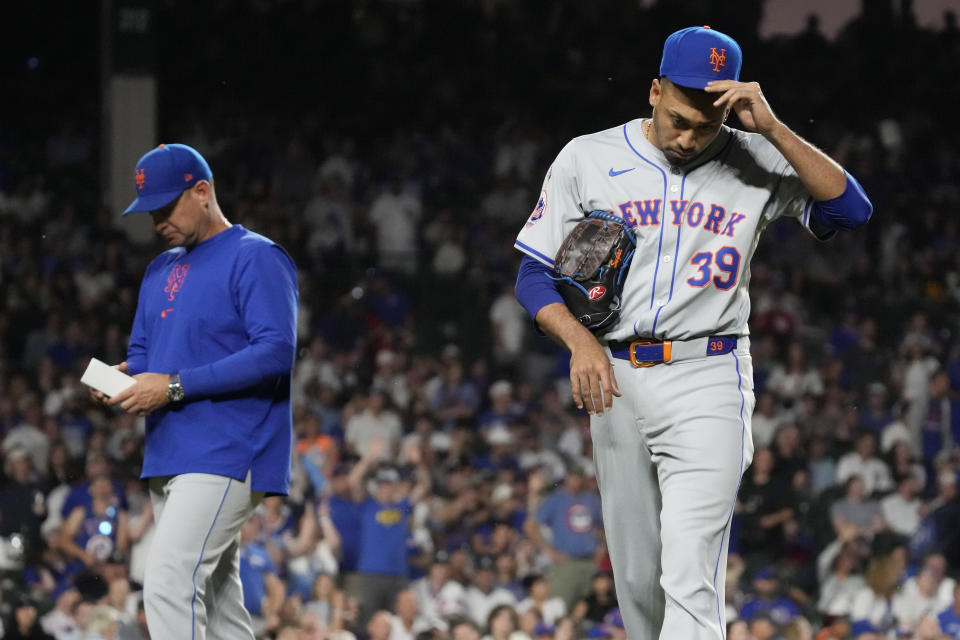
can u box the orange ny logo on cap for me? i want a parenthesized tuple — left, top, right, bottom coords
(135, 168, 146, 190)
(709, 47, 726, 72)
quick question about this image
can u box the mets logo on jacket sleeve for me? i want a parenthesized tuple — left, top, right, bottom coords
(164, 264, 191, 301)
(526, 190, 547, 228)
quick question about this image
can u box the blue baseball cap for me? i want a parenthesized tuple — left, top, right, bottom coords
(123, 143, 213, 216)
(659, 26, 742, 90)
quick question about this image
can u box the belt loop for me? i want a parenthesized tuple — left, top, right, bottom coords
(662, 341, 672, 363)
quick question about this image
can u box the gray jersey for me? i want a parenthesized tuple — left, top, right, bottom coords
(515, 118, 820, 341)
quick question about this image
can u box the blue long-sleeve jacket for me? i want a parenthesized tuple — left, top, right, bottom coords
(127, 225, 298, 494)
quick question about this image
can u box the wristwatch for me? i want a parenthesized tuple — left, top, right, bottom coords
(167, 373, 185, 403)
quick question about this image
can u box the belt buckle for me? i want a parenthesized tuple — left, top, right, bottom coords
(628, 339, 672, 368)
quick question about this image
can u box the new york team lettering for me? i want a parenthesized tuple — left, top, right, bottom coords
(618, 198, 747, 238)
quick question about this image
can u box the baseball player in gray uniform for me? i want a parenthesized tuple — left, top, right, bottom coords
(513, 27, 872, 639)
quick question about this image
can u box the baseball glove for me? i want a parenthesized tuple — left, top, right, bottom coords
(552, 210, 636, 333)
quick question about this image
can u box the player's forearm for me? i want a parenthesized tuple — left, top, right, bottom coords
(764, 122, 846, 200)
(535, 302, 601, 354)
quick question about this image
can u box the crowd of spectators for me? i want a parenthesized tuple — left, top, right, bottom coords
(3, 1, 960, 639)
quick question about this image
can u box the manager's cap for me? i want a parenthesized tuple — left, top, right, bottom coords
(123, 143, 213, 215)
(659, 26, 742, 90)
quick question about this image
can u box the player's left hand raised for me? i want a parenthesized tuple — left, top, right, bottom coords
(106, 372, 171, 417)
(705, 80, 781, 137)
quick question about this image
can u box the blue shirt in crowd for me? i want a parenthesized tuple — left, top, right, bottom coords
(357, 496, 412, 576)
(536, 490, 603, 558)
(329, 494, 363, 573)
(939, 607, 960, 640)
(239, 542, 275, 616)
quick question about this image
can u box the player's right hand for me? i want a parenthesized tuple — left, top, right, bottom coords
(89, 361, 129, 404)
(569, 336, 621, 415)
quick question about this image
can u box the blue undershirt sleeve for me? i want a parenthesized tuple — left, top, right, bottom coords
(515, 255, 563, 321)
(178, 246, 298, 398)
(809, 171, 873, 235)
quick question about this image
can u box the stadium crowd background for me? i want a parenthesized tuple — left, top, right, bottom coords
(3, 1, 960, 639)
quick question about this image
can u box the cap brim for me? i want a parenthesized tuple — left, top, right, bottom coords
(664, 73, 713, 90)
(122, 189, 183, 216)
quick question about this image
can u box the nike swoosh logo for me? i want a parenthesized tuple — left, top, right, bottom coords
(161, 308, 174, 318)
(608, 167, 635, 177)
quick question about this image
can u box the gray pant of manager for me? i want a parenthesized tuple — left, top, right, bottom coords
(145, 472, 263, 640)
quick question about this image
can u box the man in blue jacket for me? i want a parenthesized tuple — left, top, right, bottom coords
(97, 143, 298, 639)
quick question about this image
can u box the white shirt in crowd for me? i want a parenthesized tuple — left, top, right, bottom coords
(880, 492, 922, 538)
(466, 585, 518, 626)
(835, 453, 893, 495)
(516, 597, 566, 626)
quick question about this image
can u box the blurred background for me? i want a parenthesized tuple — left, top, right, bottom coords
(2, 1, 960, 639)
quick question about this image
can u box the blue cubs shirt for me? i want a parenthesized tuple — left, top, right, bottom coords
(357, 497, 412, 576)
(126, 225, 298, 494)
(537, 490, 603, 558)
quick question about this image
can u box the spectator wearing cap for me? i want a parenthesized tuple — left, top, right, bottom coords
(836, 432, 894, 496)
(524, 466, 602, 608)
(938, 582, 960, 640)
(482, 604, 518, 640)
(465, 555, 518, 626)
(739, 568, 801, 627)
(349, 437, 431, 628)
(516, 574, 565, 626)
(411, 550, 468, 632)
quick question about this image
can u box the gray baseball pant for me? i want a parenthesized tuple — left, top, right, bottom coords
(591, 348, 755, 640)
(145, 472, 263, 640)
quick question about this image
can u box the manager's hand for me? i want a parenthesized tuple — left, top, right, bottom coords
(107, 372, 171, 417)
